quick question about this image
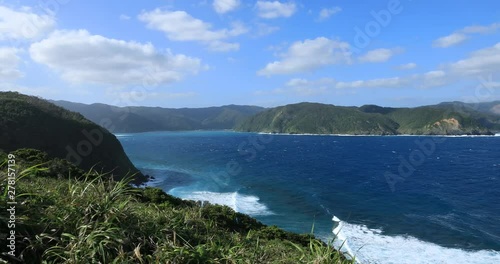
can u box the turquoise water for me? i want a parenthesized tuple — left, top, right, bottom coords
(117, 131, 500, 264)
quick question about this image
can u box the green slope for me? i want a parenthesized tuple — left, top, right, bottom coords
(52, 100, 265, 133)
(237, 102, 399, 135)
(0, 92, 147, 183)
(237, 102, 500, 135)
(0, 151, 353, 263)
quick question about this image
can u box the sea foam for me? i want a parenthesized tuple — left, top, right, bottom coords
(169, 190, 274, 216)
(331, 221, 500, 264)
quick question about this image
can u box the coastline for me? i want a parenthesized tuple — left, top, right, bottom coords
(116, 130, 500, 137)
(252, 131, 500, 137)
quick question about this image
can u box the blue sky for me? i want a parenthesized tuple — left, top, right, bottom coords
(0, 0, 499, 108)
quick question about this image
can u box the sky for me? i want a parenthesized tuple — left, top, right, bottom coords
(0, 0, 499, 108)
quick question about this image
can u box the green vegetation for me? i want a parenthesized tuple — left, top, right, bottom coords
(52, 100, 265, 133)
(0, 150, 354, 263)
(237, 103, 399, 135)
(51, 97, 500, 135)
(236, 102, 500, 135)
(0, 92, 146, 183)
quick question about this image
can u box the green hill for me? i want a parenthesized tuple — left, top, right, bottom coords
(237, 102, 399, 135)
(236, 102, 500, 135)
(0, 92, 147, 183)
(52, 100, 265, 133)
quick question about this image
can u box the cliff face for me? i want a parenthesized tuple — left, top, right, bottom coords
(236, 102, 498, 135)
(0, 92, 147, 184)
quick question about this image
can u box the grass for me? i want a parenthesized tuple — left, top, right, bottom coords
(0, 150, 355, 263)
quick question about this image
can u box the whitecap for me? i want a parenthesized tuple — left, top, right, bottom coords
(328, 221, 500, 264)
(170, 190, 274, 216)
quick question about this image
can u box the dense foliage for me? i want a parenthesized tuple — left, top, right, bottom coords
(0, 150, 353, 263)
(52, 100, 265, 133)
(236, 102, 500, 135)
(0, 92, 146, 183)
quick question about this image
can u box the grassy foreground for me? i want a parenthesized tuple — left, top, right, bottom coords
(0, 149, 354, 263)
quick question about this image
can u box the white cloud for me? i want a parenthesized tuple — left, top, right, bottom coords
(396, 62, 417, 70)
(419, 70, 448, 88)
(213, 0, 240, 14)
(256, 1, 297, 19)
(433, 22, 500, 48)
(264, 42, 500, 93)
(254, 23, 280, 37)
(359, 48, 402, 63)
(255, 78, 336, 96)
(0, 5, 55, 41)
(337, 70, 451, 89)
(461, 22, 500, 34)
(433, 33, 468, 48)
(336, 76, 409, 89)
(207, 40, 239, 52)
(119, 14, 131, 20)
(138, 9, 247, 52)
(29, 30, 203, 86)
(113, 90, 198, 104)
(258, 37, 351, 76)
(285, 77, 336, 95)
(0, 47, 23, 80)
(318, 7, 342, 21)
(448, 42, 500, 75)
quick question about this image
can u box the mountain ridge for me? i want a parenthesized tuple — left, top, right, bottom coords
(51, 99, 500, 135)
(51, 100, 266, 133)
(236, 101, 500, 135)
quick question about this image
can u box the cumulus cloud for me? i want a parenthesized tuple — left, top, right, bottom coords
(138, 9, 247, 52)
(255, 78, 336, 96)
(447, 42, 500, 75)
(318, 7, 342, 21)
(263, 42, 500, 95)
(396, 62, 417, 70)
(339, 42, 500, 89)
(257, 37, 351, 76)
(213, 0, 240, 14)
(254, 23, 280, 37)
(0, 5, 55, 41)
(29, 30, 203, 86)
(119, 14, 131, 20)
(461, 23, 500, 34)
(433, 33, 468, 48)
(284, 78, 336, 95)
(358, 48, 403, 63)
(282, 69, 451, 91)
(0, 47, 23, 80)
(336, 76, 409, 89)
(433, 22, 500, 48)
(256, 1, 297, 19)
(112, 90, 198, 104)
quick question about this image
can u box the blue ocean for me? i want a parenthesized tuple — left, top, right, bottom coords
(117, 131, 500, 264)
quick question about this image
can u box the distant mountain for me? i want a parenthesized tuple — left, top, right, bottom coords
(236, 102, 400, 135)
(0, 92, 147, 183)
(437, 101, 500, 116)
(52, 100, 265, 133)
(236, 102, 500, 135)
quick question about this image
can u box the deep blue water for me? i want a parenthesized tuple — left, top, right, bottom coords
(117, 131, 500, 264)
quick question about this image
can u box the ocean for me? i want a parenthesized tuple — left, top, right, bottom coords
(117, 131, 500, 264)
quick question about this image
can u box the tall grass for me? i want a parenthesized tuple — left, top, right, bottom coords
(0, 157, 355, 264)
